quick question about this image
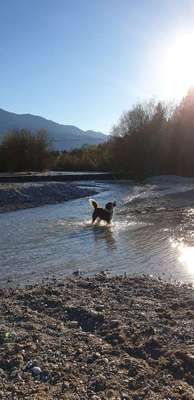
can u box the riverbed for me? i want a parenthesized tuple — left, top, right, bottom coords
(1, 176, 194, 286)
(0, 274, 193, 399)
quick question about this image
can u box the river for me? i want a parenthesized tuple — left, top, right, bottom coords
(1, 176, 194, 286)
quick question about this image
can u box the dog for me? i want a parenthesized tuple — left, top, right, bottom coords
(90, 199, 116, 224)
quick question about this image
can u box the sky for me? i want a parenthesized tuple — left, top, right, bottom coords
(1, 0, 194, 133)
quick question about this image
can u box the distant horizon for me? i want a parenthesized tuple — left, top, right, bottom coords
(1, 1, 194, 133)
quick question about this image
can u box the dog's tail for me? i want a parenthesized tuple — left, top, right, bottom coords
(89, 199, 98, 209)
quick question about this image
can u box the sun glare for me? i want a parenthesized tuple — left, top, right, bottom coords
(160, 33, 194, 99)
(179, 245, 194, 276)
(171, 239, 194, 276)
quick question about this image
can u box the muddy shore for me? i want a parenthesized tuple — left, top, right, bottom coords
(0, 274, 193, 399)
(0, 182, 96, 213)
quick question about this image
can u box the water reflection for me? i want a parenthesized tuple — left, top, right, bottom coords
(92, 225, 117, 251)
(171, 238, 194, 277)
(179, 244, 194, 276)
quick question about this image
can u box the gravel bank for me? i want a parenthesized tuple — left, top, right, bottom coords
(0, 274, 193, 399)
(0, 183, 96, 213)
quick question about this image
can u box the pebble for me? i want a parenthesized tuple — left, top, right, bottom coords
(68, 320, 79, 328)
(106, 389, 117, 398)
(62, 381, 70, 390)
(110, 319, 120, 327)
(89, 374, 106, 392)
(95, 304, 105, 311)
(183, 353, 194, 368)
(31, 366, 42, 375)
(121, 393, 130, 399)
(73, 269, 81, 277)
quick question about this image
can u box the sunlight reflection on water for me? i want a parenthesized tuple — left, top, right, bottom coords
(170, 238, 194, 278)
(179, 245, 194, 277)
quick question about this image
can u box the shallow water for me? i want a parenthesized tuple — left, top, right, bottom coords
(1, 177, 194, 286)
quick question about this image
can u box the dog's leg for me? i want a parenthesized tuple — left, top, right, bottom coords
(92, 211, 98, 224)
(92, 216, 98, 224)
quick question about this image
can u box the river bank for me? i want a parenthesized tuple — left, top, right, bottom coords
(0, 182, 96, 213)
(0, 274, 193, 399)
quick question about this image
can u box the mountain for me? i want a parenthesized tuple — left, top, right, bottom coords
(0, 108, 107, 150)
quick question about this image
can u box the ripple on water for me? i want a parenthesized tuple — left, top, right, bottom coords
(1, 179, 194, 286)
(55, 218, 148, 232)
(56, 219, 91, 227)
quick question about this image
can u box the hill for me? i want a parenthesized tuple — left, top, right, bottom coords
(0, 108, 107, 150)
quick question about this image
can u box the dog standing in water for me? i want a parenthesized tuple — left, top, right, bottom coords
(90, 199, 116, 224)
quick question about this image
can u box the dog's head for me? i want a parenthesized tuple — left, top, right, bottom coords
(105, 201, 117, 211)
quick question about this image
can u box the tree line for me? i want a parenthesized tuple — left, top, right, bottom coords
(54, 88, 194, 178)
(109, 88, 194, 178)
(1, 88, 194, 178)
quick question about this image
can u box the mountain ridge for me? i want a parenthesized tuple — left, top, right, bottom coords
(0, 108, 107, 150)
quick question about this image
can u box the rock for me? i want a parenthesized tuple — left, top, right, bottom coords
(182, 353, 194, 368)
(63, 362, 71, 372)
(106, 389, 117, 398)
(62, 381, 70, 390)
(68, 320, 79, 328)
(31, 366, 42, 376)
(110, 319, 120, 328)
(128, 377, 137, 389)
(95, 304, 105, 311)
(89, 374, 106, 392)
(26, 360, 33, 370)
(121, 393, 130, 399)
(10, 355, 24, 369)
(73, 269, 81, 277)
(40, 371, 50, 382)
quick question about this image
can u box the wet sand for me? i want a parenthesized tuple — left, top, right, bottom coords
(0, 274, 193, 399)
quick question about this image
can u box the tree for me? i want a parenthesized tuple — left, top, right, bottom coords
(0, 129, 52, 172)
(168, 88, 194, 175)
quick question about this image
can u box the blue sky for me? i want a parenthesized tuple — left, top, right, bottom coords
(0, 0, 194, 133)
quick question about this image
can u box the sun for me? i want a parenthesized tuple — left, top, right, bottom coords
(160, 33, 194, 99)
